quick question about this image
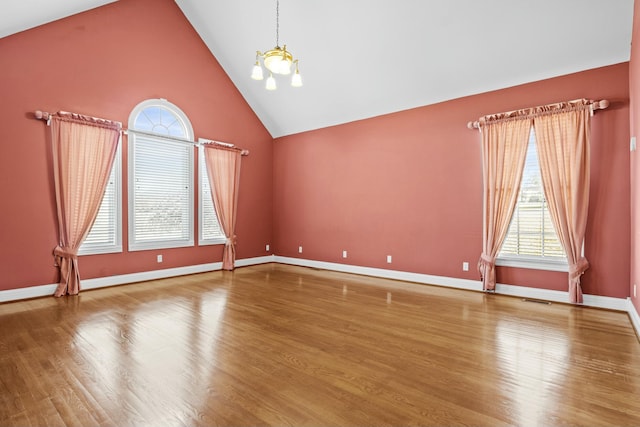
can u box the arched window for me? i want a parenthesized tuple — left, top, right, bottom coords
(128, 99, 194, 250)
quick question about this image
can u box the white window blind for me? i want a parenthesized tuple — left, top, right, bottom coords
(199, 144, 226, 244)
(499, 129, 567, 269)
(128, 100, 194, 251)
(79, 150, 122, 255)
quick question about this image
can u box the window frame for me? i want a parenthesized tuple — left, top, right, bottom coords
(78, 140, 123, 256)
(496, 128, 569, 272)
(495, 255, 568, 272)
(127, 99, 195, 252)
(198, 138, 227, 246)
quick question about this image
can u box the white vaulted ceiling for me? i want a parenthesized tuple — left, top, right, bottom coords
(0, 0, 634, 137)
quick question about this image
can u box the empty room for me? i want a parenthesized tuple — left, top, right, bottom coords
(1, 0, 639, 425)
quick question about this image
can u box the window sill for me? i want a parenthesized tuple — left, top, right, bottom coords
(78, 245, 123, 256)
(198, 238, 227, 246)
(496, 256, 568, 272)
(128, 240, 195, 252)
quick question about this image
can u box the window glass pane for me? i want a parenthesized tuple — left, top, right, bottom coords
(199, 148, 226, 243)
(133, 112, 154, 132)
(79, 147, 121, 255)
(84, 172, 116, 246)
(133, 138, 191, 242)
(168, 121, 186, 137)
(500, 129, 566, 260)
(134, 106, 187, 137)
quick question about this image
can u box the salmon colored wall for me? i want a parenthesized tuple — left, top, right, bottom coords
(630, 0, 640, 315)
(274, 63, 630, 298)
(0, 0, 273, 291)
(0, 0, 632, 303)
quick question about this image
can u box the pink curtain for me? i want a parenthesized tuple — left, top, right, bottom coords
(50, 112, 121, 297)
(533, 100, 591, 303)
(203, 144, 242, 270)
(478, 118, 531, 291)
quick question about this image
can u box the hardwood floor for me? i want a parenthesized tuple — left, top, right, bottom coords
(1, 263, 639, 426)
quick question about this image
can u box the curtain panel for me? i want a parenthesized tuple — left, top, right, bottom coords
(478, 119, 531, 291)
(533, 100, 592, 303)
(50, 112, 121, 297)
(203, 144, 242, 270)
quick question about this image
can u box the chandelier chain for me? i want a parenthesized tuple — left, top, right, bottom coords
(275, 0, 280, 47)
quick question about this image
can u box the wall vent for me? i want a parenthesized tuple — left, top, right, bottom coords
(522, 298, 551, 305)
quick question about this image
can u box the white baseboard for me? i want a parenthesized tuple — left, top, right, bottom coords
(235, 255, 275, 267)
(81, 262, 223, 291)
(494, 282, 567, 303)
(583, 294, 631, 312)
(0, 283, 58, 304)
(274, 256, 630, 311)
(495, 283, 630, 311)
(274, 256, 483, 292)
(0, 255, 275, 303)
(628, 298, 640, 339)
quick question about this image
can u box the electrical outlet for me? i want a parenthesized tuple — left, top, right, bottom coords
(342, 250, 347, 258)
(157, 254, 163, 263)
(631, 136, 637, 152)
(266, 244, 270, 252)
(463, 262, 469, 271)
(298, 246, 303, 254)
(387, 255, 392, 264)
(634, 283, 637, 298)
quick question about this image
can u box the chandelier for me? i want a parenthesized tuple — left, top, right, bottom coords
(251, 0, 302, 90)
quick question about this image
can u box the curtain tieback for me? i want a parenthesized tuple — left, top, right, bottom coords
(478, 253, 495, 267)
(477, 253, 495, 278)
(53, 245, 78, 266)
(225, 235, 237, 246)
(569, 257, 589, 280)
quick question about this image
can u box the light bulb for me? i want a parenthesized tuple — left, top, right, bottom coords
(264, 56, 281, 74)
(279, 59, 292, 75)
(251, 63, 264, 80)
(291, 71, 302, 87)
(266, 74, 277, 90)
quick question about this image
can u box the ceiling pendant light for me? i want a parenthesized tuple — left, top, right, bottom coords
(266, 73, 277, 91)
(251, 0, 302, 89)
(291, 60, 302, 87)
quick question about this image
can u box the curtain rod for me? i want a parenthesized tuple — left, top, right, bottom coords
(124, 129, 249, 156)
(34, 110, 249, 156)
(466, 99, 610, 130)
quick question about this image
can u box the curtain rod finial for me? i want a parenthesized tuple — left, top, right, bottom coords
(467, 121, 478, 129)
(34, 110, 52, 121)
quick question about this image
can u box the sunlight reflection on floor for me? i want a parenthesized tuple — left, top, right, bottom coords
(72, 288, 228, 425)
(496, 317, 569, 425)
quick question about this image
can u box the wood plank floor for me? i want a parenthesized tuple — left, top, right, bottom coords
(1, 263, 639, 426)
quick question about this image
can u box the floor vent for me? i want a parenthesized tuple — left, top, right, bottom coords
(522, 298, 551, 305)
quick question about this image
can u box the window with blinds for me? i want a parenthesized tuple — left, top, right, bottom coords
(78, 150, 122, 255)
(128, 100, 194, 251)
(498, 129, 567, 269)
(198, 144, 226, 245)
